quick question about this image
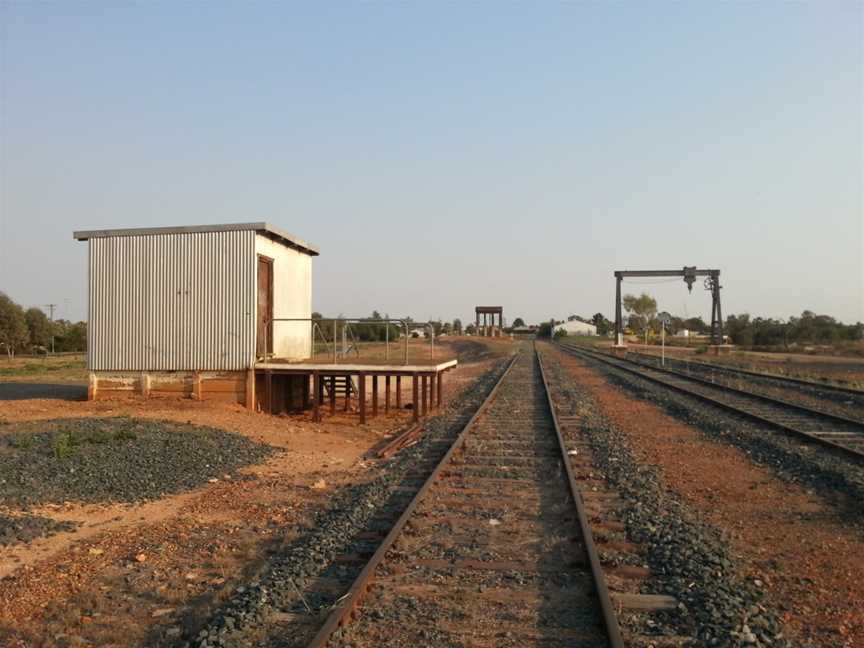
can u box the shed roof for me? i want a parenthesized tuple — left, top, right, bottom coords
(73, 222, 319, 256)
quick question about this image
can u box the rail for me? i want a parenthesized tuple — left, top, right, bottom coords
(307, 346, 625, 648)
(618, 347, 864, 398)
(536, 344, 626, 648)
(305, 351, 521, 647)
(557, 342, 864, 463)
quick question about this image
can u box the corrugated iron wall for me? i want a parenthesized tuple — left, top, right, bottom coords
(88, 230, 256, 371)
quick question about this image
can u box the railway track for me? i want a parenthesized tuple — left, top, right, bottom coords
(307, 346, 624, 648)
(612, 348, 864, 418)
(558, 343, 864, 463)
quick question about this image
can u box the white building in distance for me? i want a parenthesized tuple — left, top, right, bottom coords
(553, 320, 597, 336)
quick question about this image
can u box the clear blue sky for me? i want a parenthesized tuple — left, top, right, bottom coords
(1, 2, 861, 325)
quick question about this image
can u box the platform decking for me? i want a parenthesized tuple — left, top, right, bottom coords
(253, 359, 458, 424)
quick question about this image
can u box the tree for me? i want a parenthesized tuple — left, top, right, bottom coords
(682, 316, 707, 334)
(537, 320, 553, 338)
(512, 317, 525, 328)
(591, 313, 612, 336)
(567, 314, 578, 322)
(0, 293, 29, 357)
(34, 318, 86, 352)
(452, 318, 462, 334)
(25, 307, 52, 349)
(61, 321, 87, 352)
(725, 314, 754, 346)
(622, 293, 657, 340)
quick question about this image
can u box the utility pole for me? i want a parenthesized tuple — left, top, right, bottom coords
(45, 303, 57, 354)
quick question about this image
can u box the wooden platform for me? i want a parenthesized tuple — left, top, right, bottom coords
(253, 360, 458, 424)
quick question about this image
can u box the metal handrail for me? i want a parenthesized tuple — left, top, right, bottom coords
(261, 318, 438, 366)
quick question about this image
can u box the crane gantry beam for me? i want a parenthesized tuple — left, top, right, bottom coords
(614, 267, 723, 347)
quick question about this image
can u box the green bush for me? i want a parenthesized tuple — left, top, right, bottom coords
(53, 432, 76, 459)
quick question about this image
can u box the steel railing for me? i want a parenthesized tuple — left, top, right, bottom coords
(261, 317, 437, 365)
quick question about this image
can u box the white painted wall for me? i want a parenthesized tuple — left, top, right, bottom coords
(255, 234, 313, 360)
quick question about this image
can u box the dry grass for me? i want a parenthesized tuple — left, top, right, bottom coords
(0, 354, 87, 383)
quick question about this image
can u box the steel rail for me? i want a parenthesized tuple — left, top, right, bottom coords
(535, 346, 626, 648)
(305, 351, 521, 648)
(618, 348, 864, 398)
(610, 350, 864, 429)
(558, 343, 864, 463)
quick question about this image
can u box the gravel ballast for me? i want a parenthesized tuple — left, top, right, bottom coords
(0, 417, 274, 506)
(0, 514, 77, 546)
(542, 350, 789, 648)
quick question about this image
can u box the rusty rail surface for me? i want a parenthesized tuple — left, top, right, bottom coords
(307, 346, 625, 647)
(305, 351, 521, 647)
(558, 343, 864, 463)
(606, 346, 864, 398)
(536, 347, 626, 648)
(375, 423, 424, 459)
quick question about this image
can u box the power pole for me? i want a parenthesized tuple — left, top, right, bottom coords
(45, 304, 57, 354)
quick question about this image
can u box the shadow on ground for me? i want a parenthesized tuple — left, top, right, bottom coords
(0, 382, 87, 401)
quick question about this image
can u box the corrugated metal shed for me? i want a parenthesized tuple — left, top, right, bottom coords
(74, 222, 319, 256)
(75, 223, 318, 372)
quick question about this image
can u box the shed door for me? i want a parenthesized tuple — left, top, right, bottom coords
(257, 255, 274, 358)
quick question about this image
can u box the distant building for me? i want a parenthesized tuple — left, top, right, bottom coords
(553, 320, 597, 336)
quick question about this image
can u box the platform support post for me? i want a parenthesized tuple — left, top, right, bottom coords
(372, 375, 378, 417)
(286, 376, 294, 411)
(302, 374, 310, 410)
(421, 374, 428, 416)
(246, 369, 255, 411)
(359, 372, 367, 424)
(329, 376, 336, 414)
(430, 372, 436, 409)
(412, 374, 418, 422)
(312, 371, 321, 422)
(340, 375, 347, 410)
(396, 375, 402, 409)
(437, 371, 443, 408)
(385, 375, 391, 413)
(266, 370, 273, 414)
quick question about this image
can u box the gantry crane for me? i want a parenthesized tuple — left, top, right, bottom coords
(614, 267, 723, 346)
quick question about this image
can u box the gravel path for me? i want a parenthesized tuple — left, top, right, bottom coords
(0, 417, 274, 507)
(541, 350, 789, 648)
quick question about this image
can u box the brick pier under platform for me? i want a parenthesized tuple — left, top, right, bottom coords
(252, 360, 458, 424)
